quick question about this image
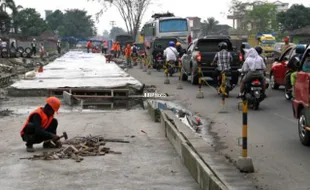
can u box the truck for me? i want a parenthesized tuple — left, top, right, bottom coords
(248, 33, 276, 57)
(181, 35, 241, 85)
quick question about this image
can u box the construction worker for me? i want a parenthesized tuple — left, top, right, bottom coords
(86, 40, 92, 53)
(20, 97, 62, 152)
(116, 41, 121, 58)
(125, 44, 132, 68)
(102, 40, 108, 54)
(131, 43, 138, 66)
(39, 43, 45, 59)
(111, 42, 117, 58)
(57, 40, 61, 55)
(31, 39, 37, 56)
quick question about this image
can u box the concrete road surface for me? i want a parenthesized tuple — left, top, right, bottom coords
(0, 99, 199, 190)
(128, 66, 310, 190)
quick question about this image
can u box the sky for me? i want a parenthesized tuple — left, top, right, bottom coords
(14, 0, 308, 35)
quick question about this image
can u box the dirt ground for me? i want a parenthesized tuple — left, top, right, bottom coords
(0, 105, 199, 190)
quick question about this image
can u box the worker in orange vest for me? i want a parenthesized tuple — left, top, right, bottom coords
(116, 41, 121, 58)
(86, 40, 92, 53)
(20, 97, 62, 152)
(111, 42, 117, 58)
(125, 44, 132, 68)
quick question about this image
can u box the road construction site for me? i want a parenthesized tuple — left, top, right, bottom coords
(0, 51, 203, 190)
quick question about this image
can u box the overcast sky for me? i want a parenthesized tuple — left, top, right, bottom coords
(14, 0, 308, 35)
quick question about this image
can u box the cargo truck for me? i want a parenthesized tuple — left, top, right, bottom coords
(248, 33, 276, 57)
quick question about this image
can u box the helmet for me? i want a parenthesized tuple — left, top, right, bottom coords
(218, 42, 228, 50)
(33, 39, 36, 41)
(255, 46, 263, 55)
(46, 97, 61, 113)
(296, 44, 305, 54)
(176, 42, 181, 46)
(169, 41, 175, 47)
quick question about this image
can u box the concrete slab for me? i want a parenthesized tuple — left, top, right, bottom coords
(0, 109, 200, 190)
(9, 50, 143, 91)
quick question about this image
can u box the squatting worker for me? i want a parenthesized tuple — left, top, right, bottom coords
(20, 97, 62, 152)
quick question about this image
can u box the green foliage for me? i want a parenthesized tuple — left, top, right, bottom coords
(15, 8, 48, 36)
(246, 3, 278, 32)
(57, 9, 96, 38)
(109, 27, 126, 39)
(46, 10, 64, 32)
(201, 17, 219, 35)
(277, 4, 310, 32)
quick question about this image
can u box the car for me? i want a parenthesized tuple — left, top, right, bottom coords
(270, 44, 306, 89)
(291, 44, 310, 146)
(181, 35, 241, 85)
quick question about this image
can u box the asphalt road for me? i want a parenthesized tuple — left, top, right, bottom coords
(128, 66, 310, 190)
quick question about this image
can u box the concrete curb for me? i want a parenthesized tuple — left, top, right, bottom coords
(147, 101, 228, 190)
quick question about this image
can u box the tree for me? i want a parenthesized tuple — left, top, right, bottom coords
(5, 0, 23, 33)
(46, 10, 64, 32)
(109, 27, 126, 39)
(277, 4, 310, 32)
(58, 9, 96, 38)
(0, 3, 11, 33)
(202, 17, 219, 35)
(246, 3, 278, 32)
(15, 8, 48, 36)
(90, 0, 152, 39)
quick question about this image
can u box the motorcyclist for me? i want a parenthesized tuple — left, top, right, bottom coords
(164, 41, 178, 66)
(176, 42, 184, 58)
(288, 45, 306, 96)
(255, 46, 267, 65)
(211, 42, 233, 87)
(238, 48, 266, 97)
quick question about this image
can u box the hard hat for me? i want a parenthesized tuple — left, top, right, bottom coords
(46, 96, 61, 113)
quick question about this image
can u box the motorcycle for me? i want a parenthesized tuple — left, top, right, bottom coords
(153, 53, 164, 71)
(167, 60, 178, 77)
(239, 69, 267, 110)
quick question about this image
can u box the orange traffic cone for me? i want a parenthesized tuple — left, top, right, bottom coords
(38, 66, 43, 72)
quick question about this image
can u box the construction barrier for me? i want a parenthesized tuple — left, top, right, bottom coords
(177, 58, 183, 89)
(196, 60, 204, 98)
(164, 61, 170, 84)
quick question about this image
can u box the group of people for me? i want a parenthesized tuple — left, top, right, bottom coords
(30, 39, 62, 57)
(124, 43, 139, 68)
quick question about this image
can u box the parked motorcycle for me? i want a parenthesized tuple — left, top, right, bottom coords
(239, 69, 267, 110)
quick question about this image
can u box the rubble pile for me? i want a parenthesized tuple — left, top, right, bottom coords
(20, 135, 128, 162)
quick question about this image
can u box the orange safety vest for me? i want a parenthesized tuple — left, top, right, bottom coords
(116, 44, 121, 51)
(111, 43, 116, 51)
(20, 107, 54, 135)
(125, 47, 131, 57)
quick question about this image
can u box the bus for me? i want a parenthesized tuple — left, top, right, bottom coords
(141, 13, 191, 48)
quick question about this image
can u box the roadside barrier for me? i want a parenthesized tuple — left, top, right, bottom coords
(139, 56, 143, 69)
(177, 58, 183, 89)
(218, 72, 228, 113)
(146, 57, 152, 75)
(196, 61, 204, 98)
(164, 60, 170, 84)
(143, 56, 147, 72)
(237, 99, 255, 173)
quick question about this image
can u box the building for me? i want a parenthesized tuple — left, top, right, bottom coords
(289, 25, 310, 44)
(227, 1, 289, 30)
(187, 17, 202, 39)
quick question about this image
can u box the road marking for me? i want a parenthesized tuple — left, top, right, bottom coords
(273, 113, 296, 124)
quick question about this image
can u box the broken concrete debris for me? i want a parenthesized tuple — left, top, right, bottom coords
(20, 135, 127, 162)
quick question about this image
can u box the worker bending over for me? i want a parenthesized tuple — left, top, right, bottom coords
(20, 97, 62, 152)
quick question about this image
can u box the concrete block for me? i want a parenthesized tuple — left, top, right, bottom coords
(165, 118, 186, 159)
(237, 156, 255, 173)
(63, 91, 73, 106)
(196, 91, 204, 99)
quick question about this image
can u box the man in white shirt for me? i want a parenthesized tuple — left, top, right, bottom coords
(164, 41, 178, 63)
(238, 48, 266, 97)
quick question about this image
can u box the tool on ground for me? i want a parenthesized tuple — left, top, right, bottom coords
(45, 131, 68, 143)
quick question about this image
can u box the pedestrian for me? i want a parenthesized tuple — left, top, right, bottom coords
(10, 41, 15, 49)
(31, 39, 37, 56)
(282, 36, 291, 53)
(20, 97, 62, 152)
(111, 42, 117, 58)
(39, 43, 45, 59)
(125, 44, 132, 68)
(103, 40, 108, 54)
(86, 40, 92, 53)
(57, 40, 61, 55)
